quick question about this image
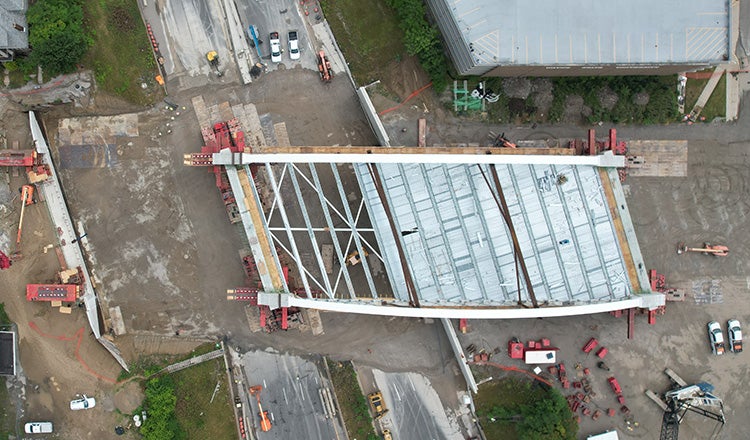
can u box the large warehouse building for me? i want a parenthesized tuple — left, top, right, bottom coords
(425, 0, 730, 76)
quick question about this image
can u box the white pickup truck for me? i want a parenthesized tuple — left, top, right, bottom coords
(708, 321, 725, 355)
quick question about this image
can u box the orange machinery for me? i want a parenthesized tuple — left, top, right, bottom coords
(248, 385, 272, 432)
(676, 242, 729, 257)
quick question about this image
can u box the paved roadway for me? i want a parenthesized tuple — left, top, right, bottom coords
(235, 0, 320, 72)
(239, 350, 344, 440)
(372, 369, 464, 440)
(140, 0, 229, 77)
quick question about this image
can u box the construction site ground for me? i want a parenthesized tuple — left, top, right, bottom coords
(2, 3, 750, 440)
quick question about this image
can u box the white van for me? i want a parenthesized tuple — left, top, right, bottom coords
(24, 422, 53, 434)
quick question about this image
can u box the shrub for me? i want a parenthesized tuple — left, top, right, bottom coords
(141, 375, 184, 440)
(385, 0, 449, 90)
(26, 0, 91, 77)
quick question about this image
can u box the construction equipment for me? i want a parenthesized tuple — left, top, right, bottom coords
(489, 132, 517, 148)
(368, 391, 388, 421)
(345, 250, 368, 267)
(646, 369, 725, 440)
(248, 385, 272, 432)
(206, 51, 223, 77)
(14, 185, 35, 259)
(316, 50, 333, 82)
(677, 242, 729, 257)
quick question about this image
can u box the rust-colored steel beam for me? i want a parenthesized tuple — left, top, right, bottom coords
(368, 163, 420, 308)
(489, 165, 539, 308)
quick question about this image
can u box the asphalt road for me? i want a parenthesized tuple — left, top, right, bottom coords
(235, 0, 319, 71)
(372, 369, 464, 440)
(141, 0, 229, 77)
(239, 350, 344, 440)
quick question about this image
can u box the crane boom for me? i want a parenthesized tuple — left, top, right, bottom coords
(249, 385, 272, 432)
(659, 378, 725, 440)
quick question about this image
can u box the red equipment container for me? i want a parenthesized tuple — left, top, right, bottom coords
(596, 347, 609, 358)
(582, 337, 599, 353)
(508, 341, 524, 359)
(608, 377, 622, 394)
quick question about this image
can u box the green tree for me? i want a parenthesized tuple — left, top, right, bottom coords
(27, 0, 91, 77)
(481, 386, 577, 440)
(141, 376, 184, 440)
(385, 0, 449, 90)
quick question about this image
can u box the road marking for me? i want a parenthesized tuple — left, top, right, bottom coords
(283, 387, 288, 405)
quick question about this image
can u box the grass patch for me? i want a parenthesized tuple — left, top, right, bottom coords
(118, 342, 220, 381)
(684, 77, 708, 111)
(82, 0, 162, 105)
(684, 70, 726, 121)
(700, 74, 726, 120)
(140, 358, 234, 440)
(320, 0, 405, 87)
(326, 359, 378, 440)
(172, 358, 235, 439)
(0, 304, 10, 325)
(0, 377, 13, 439)
(474, 378, 577, 440)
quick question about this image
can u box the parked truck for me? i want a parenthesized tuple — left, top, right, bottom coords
(707, 321, 725, 355)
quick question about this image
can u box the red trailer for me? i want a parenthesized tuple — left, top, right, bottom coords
(608, 377, 622, 395)
(582, 337, 598, 353)
(596, 347, 609, 358)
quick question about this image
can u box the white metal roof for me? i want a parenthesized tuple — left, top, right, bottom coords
(356, 162, 634, 306)
(587, 431, 620, 440)
(428, 0, 728, 71)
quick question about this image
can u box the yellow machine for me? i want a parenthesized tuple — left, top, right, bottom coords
(206, 51, 223, 77)
(368, 391, 388, 420)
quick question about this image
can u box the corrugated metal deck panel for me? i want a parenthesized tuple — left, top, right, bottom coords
(356, 162, 634, 306)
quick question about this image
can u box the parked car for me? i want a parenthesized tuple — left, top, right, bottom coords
(707, 321, 725, 355)
(70, 395, 96, 410)
(269, 32, 282, 63)
(288, 31, 300, 60)
(728, 319, 743, 353)
(24, 422, 53, 434)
